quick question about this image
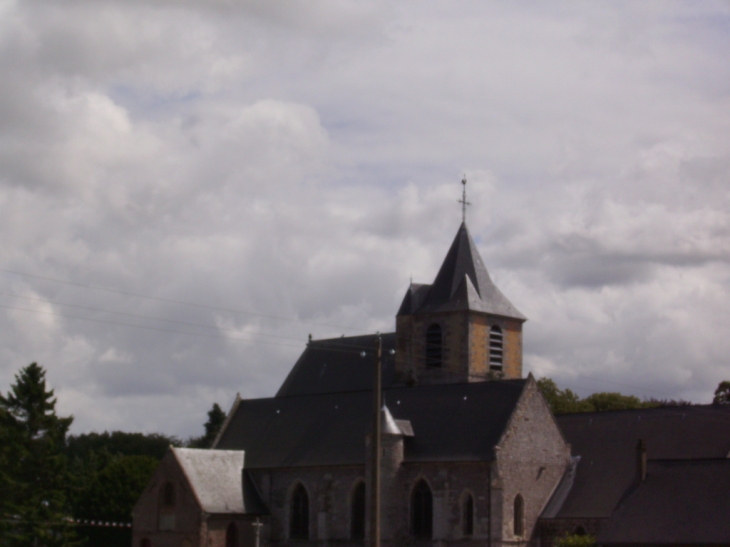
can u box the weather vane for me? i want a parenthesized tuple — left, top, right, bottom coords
(458, 176, 471, 222)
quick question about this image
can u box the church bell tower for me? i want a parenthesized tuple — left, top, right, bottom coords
(395, 221, 526, 384)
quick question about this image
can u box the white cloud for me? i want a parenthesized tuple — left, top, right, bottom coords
(1, 0, 729, 435)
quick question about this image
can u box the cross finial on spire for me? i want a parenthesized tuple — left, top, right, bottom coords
(458, 176, 471, 222)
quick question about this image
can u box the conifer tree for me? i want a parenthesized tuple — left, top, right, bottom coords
(0, 363, 77, 547)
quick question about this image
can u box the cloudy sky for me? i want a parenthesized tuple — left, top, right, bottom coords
(1, 0, 729, 437)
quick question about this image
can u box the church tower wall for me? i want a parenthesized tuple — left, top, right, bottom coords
(396, 311, 523, 383)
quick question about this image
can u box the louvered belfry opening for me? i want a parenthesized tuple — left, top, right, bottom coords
(350, 481, 366, 539)
(411, 480, 433, 539)
(489, 325, 504, 371)
(290, 483, 309, 540)
(425, 324, 443, 368)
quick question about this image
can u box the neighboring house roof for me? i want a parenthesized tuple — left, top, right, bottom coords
(276, 334, 396, 397)
(215, 379, 528, 469)
(397, 222, 526, 320)
(545, 405, 730, 519)
(171, 448, 267, 515)
(598, 459, 730, 546)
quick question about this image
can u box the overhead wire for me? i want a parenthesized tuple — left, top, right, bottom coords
(0, 270, 720, 402)
(0, 268, 365, 331)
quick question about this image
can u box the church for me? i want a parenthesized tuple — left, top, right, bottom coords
(132, 221, 730, 547)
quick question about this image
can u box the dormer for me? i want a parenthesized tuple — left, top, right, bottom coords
(395, 222, 526, 384)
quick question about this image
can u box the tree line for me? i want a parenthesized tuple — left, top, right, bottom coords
(0, 363, 225, 547)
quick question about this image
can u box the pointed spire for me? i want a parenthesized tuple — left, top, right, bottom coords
(398, 223, 525, 320)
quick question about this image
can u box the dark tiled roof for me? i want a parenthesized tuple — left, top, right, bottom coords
(549, 405, 730, 519)
(397, 222, 526, 320)
(216, 379, 527, 469)
(275, 334, 396, 397)
(598, 459, 730, 545)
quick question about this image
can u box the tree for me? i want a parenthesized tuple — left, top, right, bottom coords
(65, 431, 179, 547)
(537, 378, 663, 415)
(583, 392, 656, 412)
(713, 381, 730, 405)
(188, 403, 226, 448)
(0, 363, 77, 547)
(556, 534, 597, 547)
(73, 455, 158, 547)
(66, 431, 179, 462)
(536, 378, 593, 414)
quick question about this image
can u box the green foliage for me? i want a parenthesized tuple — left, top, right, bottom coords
(67, 430, 179, 462)
(188, 402, 226, 448)
(713, 381, 730, 405)
(0, 363, 78, 547)
(66, 431, 176, 547)
(75, 455, 158, 520)
(556, 533, 597, 547)
(537, 377, 662, 415)
(536, 378, 593, 414)
(583, 392, 657, 412)
(71, 455, 158, 547)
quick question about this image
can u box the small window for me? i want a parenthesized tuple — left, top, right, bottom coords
(574, 526, 587, 536)
(489, 326, 503, 371)
(226, 522, 237, 547)
(411, 479, 433, 539)
(351, 481, 366, 539)
(463, 493, 474, 536)
(140, 539, 151, 547)
(290, 483, 309, 540)
(426, 324, 443, 368)
(513, 494, 524, 537)
(162, 483, 175, 508)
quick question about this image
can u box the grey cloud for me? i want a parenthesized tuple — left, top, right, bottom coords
(1, 1, 730, 436)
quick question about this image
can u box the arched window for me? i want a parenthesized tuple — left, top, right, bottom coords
(513, 494, 524, 537)
(489, 325, 503, 371)
(426, 324, 442, 368)
(411, 479, 433, 539)
(140, 539, 151, 547)
(290, 483, 309, 540)
(226, 522, 237, 547)
(351, 481, 366, 539)
(463, 493, 474, 536)
(162, 482, 175, 508)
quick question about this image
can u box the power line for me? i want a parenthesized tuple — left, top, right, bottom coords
(0, 290, 314, 344)
(0, 303, 305, 350)
(0, 268, 364, 332)
(0, 302, 389, 356)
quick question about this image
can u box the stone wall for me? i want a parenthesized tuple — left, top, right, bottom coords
(492, 378, 571, 547)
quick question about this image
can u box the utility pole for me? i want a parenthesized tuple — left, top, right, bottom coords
(371, 334, 382, 547)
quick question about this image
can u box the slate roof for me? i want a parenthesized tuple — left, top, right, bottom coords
(598, 459, 730, 546)
(215, 379, 528, 469)
(397, 222, 525, 320)
(546, 405, 730, 519)
(276, 334, 396, 397)
(172, 448, 268, 515)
